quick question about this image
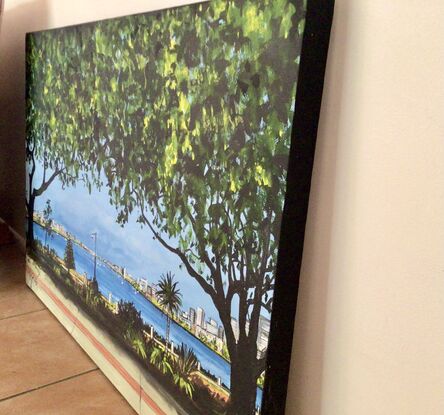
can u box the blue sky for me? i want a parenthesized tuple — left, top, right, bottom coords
(33, 168, 225, 325)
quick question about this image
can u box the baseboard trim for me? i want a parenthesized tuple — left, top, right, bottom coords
(0, 217, 26, 253)
(8, 225, 26, 253)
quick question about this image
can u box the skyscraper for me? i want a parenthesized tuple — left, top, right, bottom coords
(257, 315, 271, 352)
(196, 307, 205, 329)
(189, 307, 196, 325)
(231, 317, 239, 342)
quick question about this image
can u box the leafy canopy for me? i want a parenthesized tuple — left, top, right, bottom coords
(27, 0, 305, 355)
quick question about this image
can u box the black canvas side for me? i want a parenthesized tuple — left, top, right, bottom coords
(261, 1, 335, 413)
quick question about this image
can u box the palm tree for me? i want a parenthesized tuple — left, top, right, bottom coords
(156, 272, 182, 350)
(171, 344, 198, 398)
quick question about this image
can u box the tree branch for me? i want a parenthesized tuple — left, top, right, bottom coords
(186, 212, 218, 277)
(255, 355, 267, 377)
(138, 208, 218, 302)
(248, 276, 263, 343)
(226, 279, 243, 305)
(34, 167, 63, 197)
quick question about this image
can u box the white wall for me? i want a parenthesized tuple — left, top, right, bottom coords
(1, 1, 443, 414)
(286, 1, 444, 414)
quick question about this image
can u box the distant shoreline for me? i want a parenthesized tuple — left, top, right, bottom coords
(33, 217, 233, 366)
(33, 216, 265, 393)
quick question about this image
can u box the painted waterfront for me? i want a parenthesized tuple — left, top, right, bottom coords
(34, 223, 263, 407)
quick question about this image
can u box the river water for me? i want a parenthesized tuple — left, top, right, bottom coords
(34, 223, 263, 408)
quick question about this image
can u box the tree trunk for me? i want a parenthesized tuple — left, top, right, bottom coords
(227, 344, 258, 415)
(27, 194, 35, 245)
(166, 316, 171, 348)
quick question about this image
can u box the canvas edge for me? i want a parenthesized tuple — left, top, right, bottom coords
(260, 0, 335, 413)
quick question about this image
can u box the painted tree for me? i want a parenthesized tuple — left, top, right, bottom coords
(64, 238, 76, 273)
(42, 199, 53, 247)
(92, 2, 305, 413)
(26, 1, 306, 412)
(156, 272, 182, 349)
(26, 27, 99, 243)
(116, 300, 144, 333)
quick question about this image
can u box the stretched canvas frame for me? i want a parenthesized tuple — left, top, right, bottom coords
(25, 1, 333, 414)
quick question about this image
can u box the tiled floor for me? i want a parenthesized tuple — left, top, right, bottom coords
(0, 242, 136, 414)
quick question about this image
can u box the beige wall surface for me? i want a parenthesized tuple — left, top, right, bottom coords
(1, 1, 443, 414)
(286, 1, 444, 414)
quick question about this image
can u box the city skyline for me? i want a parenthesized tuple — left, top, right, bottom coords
(32, 167, 227, 325)
(36, 205, 271, 357)
(24, 0, 315, 411)
(33, 170, 272, 335)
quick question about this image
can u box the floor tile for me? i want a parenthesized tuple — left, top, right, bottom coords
(0, 284, 45, 319)
(0, 309, 96, 400)
(0, 242, 135, 414)
(0, 243, 44, 319)
(0, 370, 136, 415)
(0, 244, 26, 290)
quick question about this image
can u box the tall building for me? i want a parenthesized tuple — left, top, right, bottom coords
(231, 317, 239, 342)
(206, 320, 219, 337)
(257, 315, 270, 353)
(146, 283, 157, 298)
(189, 307, 196, 325)
(218, 326, 225, 340)
(196, 307, 205, 328)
